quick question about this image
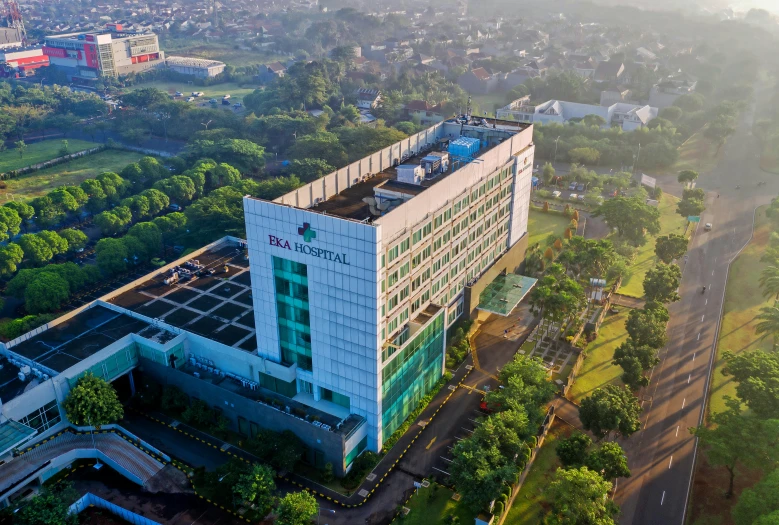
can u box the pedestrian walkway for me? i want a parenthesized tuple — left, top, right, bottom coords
(611, 294, 644, 309)
(0, 429, 165, 498)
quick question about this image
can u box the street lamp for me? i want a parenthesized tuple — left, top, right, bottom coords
(318, 508, 335, 525)
(201, 120, 213, 131)
(87, 416, 102, 470)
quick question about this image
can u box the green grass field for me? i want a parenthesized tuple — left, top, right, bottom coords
(672, 130, 721, 175)
(403, 483, 475, 525)
(129, 80, 260, 103)
(568, 309, 629, 403)
(0, 139, 101, 174)
(527, 209, 571, 249)
(709, 206, 773, 416)
(3, 149, 145, 200)
(618, 195, 688, 298)
(504, 420, 575, 525)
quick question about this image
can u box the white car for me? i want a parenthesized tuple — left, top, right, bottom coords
(552, 190, 562, 198)
(186, 96, 195, 102)
(577, 194, 586, 201)
(174, 91, 183, 97)
(569, 193, 578, 201)
(704, 223, 712, 231)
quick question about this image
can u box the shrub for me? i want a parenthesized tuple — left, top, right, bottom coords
(494, 501, 505, 516)
(161, 385, 189, 412)
(321, 462, 334, 483)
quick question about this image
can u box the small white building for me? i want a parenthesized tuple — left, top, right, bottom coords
(497, 98, 658, 131)
(166, 56, 226, 78)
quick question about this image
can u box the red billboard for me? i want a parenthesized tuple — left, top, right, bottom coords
(42, 46, 67, 58)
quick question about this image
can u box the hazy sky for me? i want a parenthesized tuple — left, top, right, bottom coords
(731, 0, 779, 14)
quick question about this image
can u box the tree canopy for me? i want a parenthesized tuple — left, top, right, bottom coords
(62, 372, 124, 426)
(595, 196, 661, 247)
(579, 385, 642, 439)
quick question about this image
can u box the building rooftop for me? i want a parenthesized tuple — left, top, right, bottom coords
(308, 116, 530, 222)
(107, 241, 257, 353)
(166, 56, 225, 68)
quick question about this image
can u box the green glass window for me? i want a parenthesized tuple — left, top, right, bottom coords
(273, 256, 313, 371)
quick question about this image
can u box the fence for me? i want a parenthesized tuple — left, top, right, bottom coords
(69, 493, 161, 525)
(119, 144, 175, 158)
(0, 146, 106, 180)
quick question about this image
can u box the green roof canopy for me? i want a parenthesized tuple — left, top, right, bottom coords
(477, 274, 538, 316)
(0, 419, 37, 456)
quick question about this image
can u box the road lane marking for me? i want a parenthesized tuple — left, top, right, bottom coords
(661, 491, 666, 505)
(697, 333, 700, 341)
(676, 426, 679, 437)
(432, 467, 449, 475)
(426, 437, 437, 450)
(712, 270, 715, 276)
(693, 352, 696, 362)
(688, 374, 692, 384)
(461, 427, 474, 433)
(440, 456, 453, 463)
(701, 315, 705, 322)
(682, 398, 686, 409)
(669, 456, 673, 469)
(706, 299, 708, 305)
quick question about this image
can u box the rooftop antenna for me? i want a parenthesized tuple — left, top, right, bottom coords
(466, 94, 472, 119)
(3, 0, 27, 45)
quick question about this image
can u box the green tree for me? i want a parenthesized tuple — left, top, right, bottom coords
(544, 467, 618, 525)
(585, 441, 631, 481)
(95, 237, 128, 275)
(626, 307, 668, 349)
(18, 233, 54, 264)
(15, 139, 26, 159)
(127, 222, 162, 256)
(568, 147, 601, 165)
(276, 491, 319, 525)
(286, 131, 348, 168)
(556, 432, 592, 467)
(286, 158, 334, 183)
(677, 170, 699, 188)
(25, 272, 70, 313)
(579, 385, 642, 439)
(63, 372, 124, 426)
(732, 468, 779, 525)
(542, 162, 556, 185)
(677, 197, 705, 219)
(594, 196, 661, 247)
(184, 186, 247, 240)
(722, 350, 779, 419)
(0, 206, 21, 243)
(484, 354, 556, 426)
(334, 126, 408, 162)
(759, 266, 779, 301)
(691, 398, 779, 498)
(0, 243, 24, 276)
(655, 234, 688, 264)
(234, 463, 276, 514)
(153, 175, 196, 203)
(58, 229, 88, 253)
(449, 437, 517, 510)
(5, 200, 35, 221)
(643, 263, 681, 304)
(15, 482, 78, 525)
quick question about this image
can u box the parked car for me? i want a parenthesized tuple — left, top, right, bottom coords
(577, 183, 585, 192)
(577, 194, 586, 201)
(568, 181, 577, 190)
(233, 102, 243, 108)
(552, 190, 562, 198)
(610, 189, 618, 197)
(192, 91, 205, 97)
(222, 99, 231, 105)
(569, 193, 578, 200)
(186, 96, 195, 102)
(169, 204, 182, 211)
(174, 91, 183, 97)
(704, 222, 712, 231)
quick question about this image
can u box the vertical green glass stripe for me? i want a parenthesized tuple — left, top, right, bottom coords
(272, 256, 313, 371)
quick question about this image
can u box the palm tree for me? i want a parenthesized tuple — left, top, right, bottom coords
(754, 305, 779, 347)
(759, 266, 779, 301)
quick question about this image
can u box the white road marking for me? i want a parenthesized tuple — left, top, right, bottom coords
(669, 456, 673, 469)
(440, 456, 453, 463)
(432, 467, 450, 475)
(682, 398, 686, 409)
(693, 352, 696, 362)
(712, 270, 715, 276)
(661, 491, 666, 505)
(697, 333, 700, 341)
(461, 427, 474, 433)
(701, 315, 705, 322)
(705, 299, 708, 305)
(676, 425, 679, 437)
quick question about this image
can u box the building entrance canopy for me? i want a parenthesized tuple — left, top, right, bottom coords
(477, 273, 537, 316)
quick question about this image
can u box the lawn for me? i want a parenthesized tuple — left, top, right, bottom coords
(617, 194, 688, 298)
(3, 149, 146, 200)
(672, 130, 721, 175)
(567, 309, 629, 403)
(0, 139, 100, 174)
(503, 420, 575, 525)
(403, 483, 475, 525)
(527, 209, 571, 249)
(128, 80, 260, 102)
(709, 206, 773, 416)
(160, 38, 290, 67)
(472, 93, 509, 115)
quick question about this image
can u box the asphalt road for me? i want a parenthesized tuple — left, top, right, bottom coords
(616, 80, 777, 525)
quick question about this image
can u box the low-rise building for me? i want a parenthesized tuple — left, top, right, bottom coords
(497, 97, 658, 131)
(0, 47, 49, 77)
(166, 56, 225, 78)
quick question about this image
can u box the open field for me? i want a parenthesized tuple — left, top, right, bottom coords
(128, 80, 260, 103)
(618, 194, 688, 298)
(672, 130, 721, 175)
(527, 209, 570, 248)
(504, 420, 575, 525)
(709, 205, 773, 415)
(160, 39, 291, 66)
(472, 93, 509, 115)
(0, 139, 100, 174)
(3, 149, 146, 200)
(403, 483, 475, 525)
(568, 309, 629, 403)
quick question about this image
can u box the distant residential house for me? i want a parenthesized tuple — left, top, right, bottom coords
(573, 58, 597, 78)
(600, 89, 637, 106)
(403, 100, 446, 125)
(355, 88, 381, 109)
(498, 98, 658, 131)
(259, 62, 286, 82)
(502, 67, 540, 91)
(457, 67, 500, 95)
(593, 60, 625, 83)
(648, 77, 698, 108)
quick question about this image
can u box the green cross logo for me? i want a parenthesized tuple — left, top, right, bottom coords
(298, 223, 317, 242)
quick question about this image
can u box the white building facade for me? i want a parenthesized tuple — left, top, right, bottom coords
(244, 118, 534, 451)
